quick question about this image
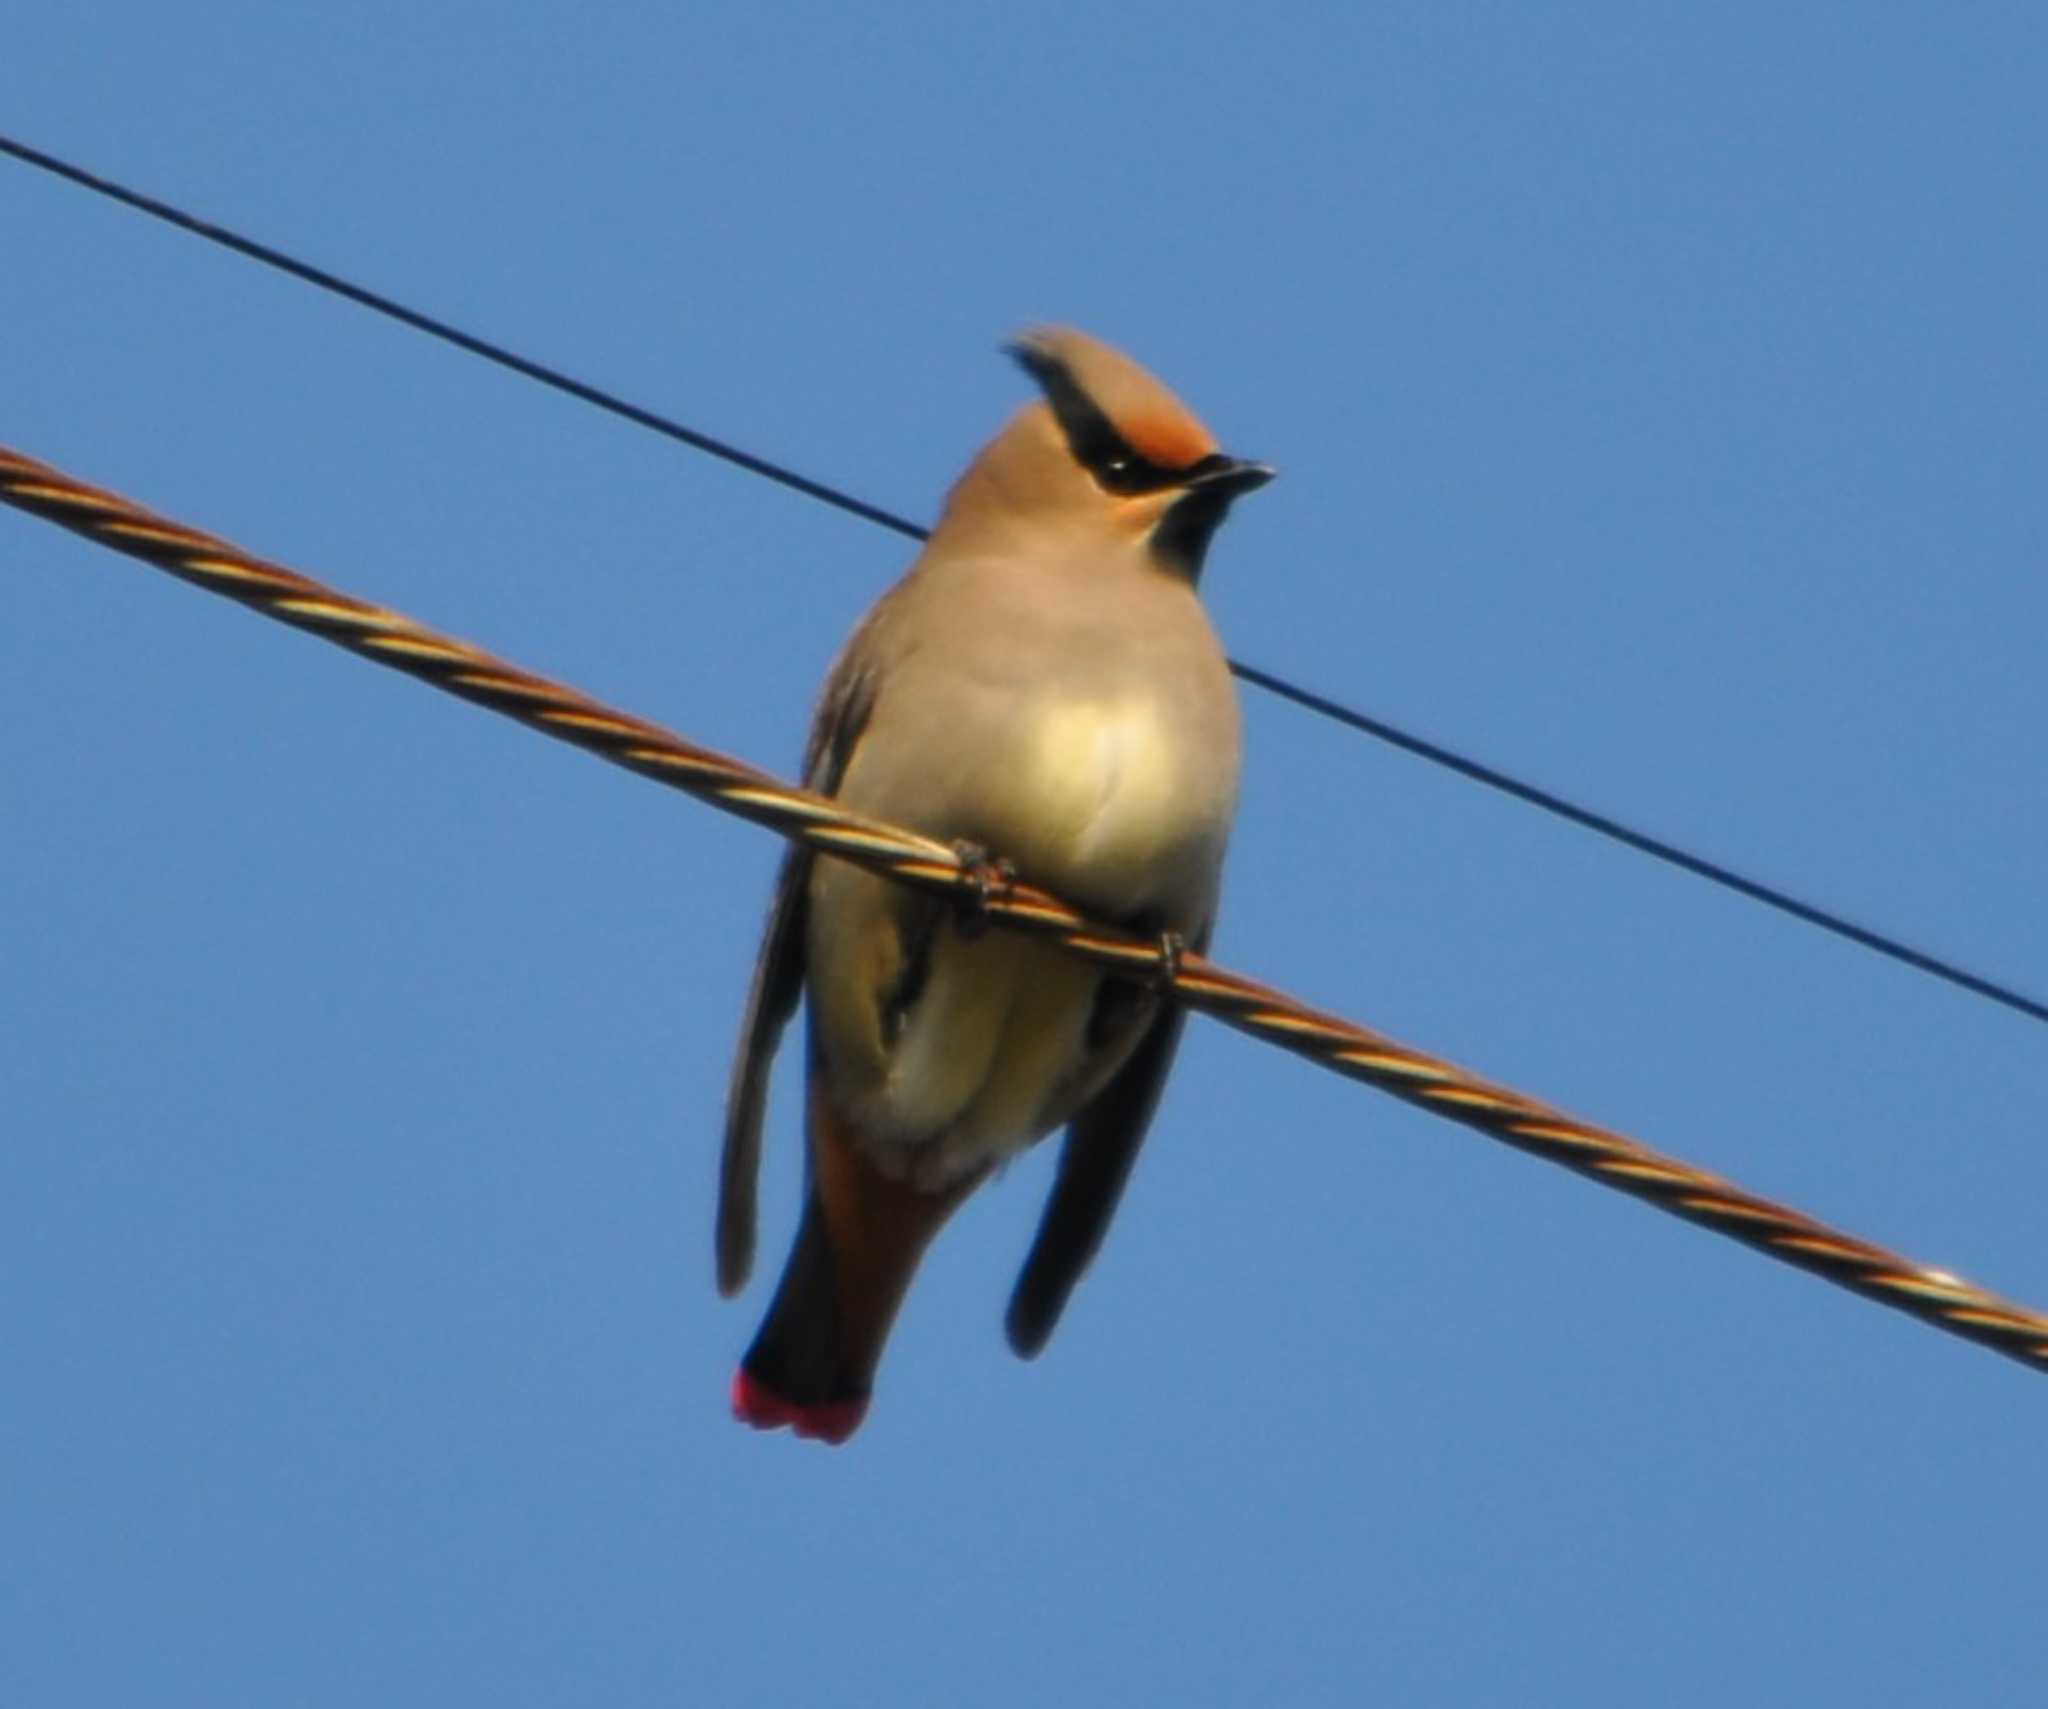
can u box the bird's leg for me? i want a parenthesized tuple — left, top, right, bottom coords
(949, 841, 1017, 940)
(1153, 929, 1188, 992)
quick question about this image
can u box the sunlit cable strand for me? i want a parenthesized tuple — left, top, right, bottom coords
(5, 440, 2043, 1376)
(6, 134, 2042, 1033)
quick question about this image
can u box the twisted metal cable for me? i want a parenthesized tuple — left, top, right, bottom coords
(5, 440, 2043, 1376)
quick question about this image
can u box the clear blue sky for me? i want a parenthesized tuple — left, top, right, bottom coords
(5, 6, 2044, 1704)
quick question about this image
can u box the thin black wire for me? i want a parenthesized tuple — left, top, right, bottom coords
(6, 130, 2044, 1031)
(1233, 663, 2048, 1023)
(0, 135, 922, 541)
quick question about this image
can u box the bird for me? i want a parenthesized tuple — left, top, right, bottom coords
(717, 327, 1271, 1443)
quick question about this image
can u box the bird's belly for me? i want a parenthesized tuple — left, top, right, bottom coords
(854, 696, 1206, 1184)
(876, 928, 1108, 1186)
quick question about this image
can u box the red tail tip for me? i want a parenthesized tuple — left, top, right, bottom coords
(730, 1368, 868, 1445)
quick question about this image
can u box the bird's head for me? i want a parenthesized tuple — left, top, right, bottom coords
(935, 327, 1273, 581)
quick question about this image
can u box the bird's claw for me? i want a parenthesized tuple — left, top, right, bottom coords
(950, 841, 1017, 938)
(1153, 929, 1187, 991)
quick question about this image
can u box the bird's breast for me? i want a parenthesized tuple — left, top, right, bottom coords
(841, 561, 1240, 922)
(975, 689, 1232, 919)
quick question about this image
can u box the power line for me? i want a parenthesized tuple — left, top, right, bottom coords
(5, 130, 2043, 1031)
(1230, 664, 2048, 1024)
(0, 134, 921, 541)
(8, 438, 2044, 1376)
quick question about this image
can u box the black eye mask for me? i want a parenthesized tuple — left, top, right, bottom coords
(1007, 342, 1195, 496)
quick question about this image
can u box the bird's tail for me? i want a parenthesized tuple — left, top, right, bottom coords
(732, 1077, 977, 1444)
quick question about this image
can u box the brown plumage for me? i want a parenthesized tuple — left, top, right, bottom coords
(720, 328, 1271, 1442)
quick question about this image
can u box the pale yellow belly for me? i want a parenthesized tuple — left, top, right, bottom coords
(877, 925, 1112, 1187)
(805, 855, 1144, 1191)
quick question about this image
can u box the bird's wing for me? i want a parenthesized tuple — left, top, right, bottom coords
(1004, 920, 1212, 1357)
(715, 642, 881, 1295)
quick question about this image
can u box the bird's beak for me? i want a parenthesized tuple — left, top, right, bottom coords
(1182, 457, 1276, 498)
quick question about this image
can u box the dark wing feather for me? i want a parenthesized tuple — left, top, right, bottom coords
(1004, 924, 1211, 1358)
(715, 647, 880, 1295)
(715, 843, 809, 1295)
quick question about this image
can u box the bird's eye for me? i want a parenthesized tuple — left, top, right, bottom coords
(1092, 449, 1181, 496)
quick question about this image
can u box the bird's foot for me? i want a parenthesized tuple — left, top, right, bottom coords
(1152, 929, 1188, 991)
(949, 841, 1017, 939)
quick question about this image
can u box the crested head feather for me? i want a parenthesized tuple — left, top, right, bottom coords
(1007, 327, 1220, 473)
